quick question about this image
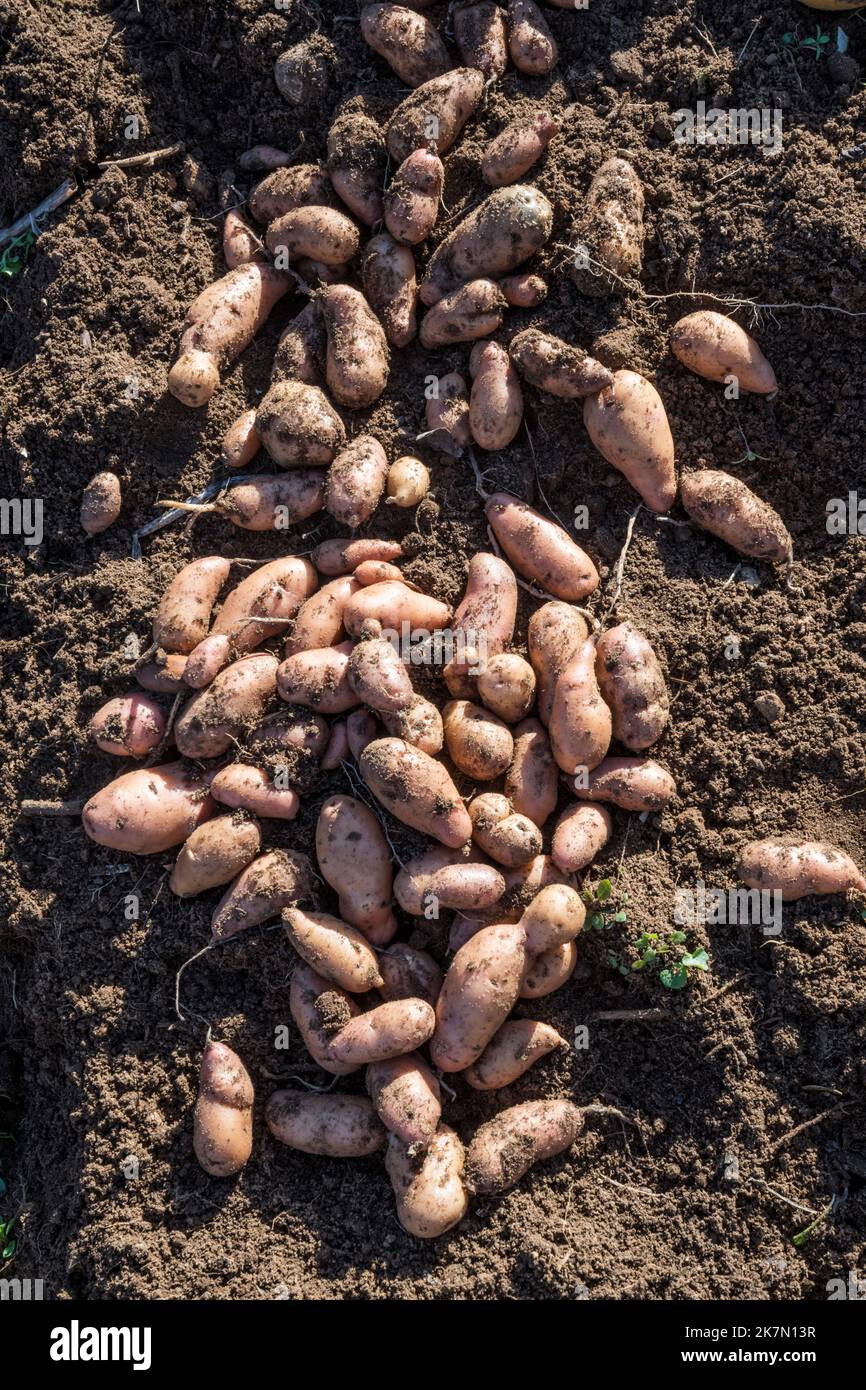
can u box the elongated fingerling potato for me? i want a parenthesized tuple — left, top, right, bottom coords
(313, 537, 403, 576)
(425, 370, 472, 450)
(528, 602, 589, 726)
(209, 556, 318, 655)
(321, 284, 390, 408)
(210, 764, 300, 820)
(520, 939, 577, 996)
(316, 794, 396, 938)
(266, 205, 360, 266)
(386, 1124, 468, 1237)
(286, 576, 360, 656)
(431, 921, 527, 1072)
(170, 814, 262, 897)
(327, 108, 387, 226)
(367, 1051, 441, 1145)
(396, 847, 506, 915)
(89, 694, 166, 758)
(420, 279, 506, 349)
(680, 469, 792, 563)
(83, 760, 215, 854)
(509, 327, 613, 399)
(386, 68, 485, 164)
(362, 234, 418, 348)
(329, 998, 436, 1065)
(469, 792, 542, 867)
(421, 185, 553, 305)
(326, 434, 390, 529)
(211, 848, 315, 941)
(361, 738, 472, 846)
(169, 264, 291, 407)
(571, 157, 645, 296)
(290, 964, 362, 1075)
(277, 642, 359, 714)
(595, 622, 669, 750)
(552, 801, 612, 873)
(443, 551, 517, 697)
(483, 109, 559, 187)
(347, 636, 415, 713)
(361, 3, 450, 87)
(137, 652, 188, 694)
(507, 0, 557, 77)
(464, 1019, 567, 1090)
(221, 407, 261, 469)
(194, 1042, 254, 1177)
(284, 907, 383, 991)
(266, 1090, 385, 1156)
(256, 379, 346, 469)
(466, 1099, 583, 1194)
(738, 838, 866, 900)
(470, 341, 523, 450)
(505, 717, 558, 826)
(671, 311, 777, 395)
(154, 556, 232, 654)
(248, 162, 337, 224)
(583, 370, 676, 513)
(384, 147, 444, 245)
(175, 653, 278, 759)
(549, 638, 612, 774)
(343, 581, 451, 637)
(486, 493, 599, 600)
(454, 1, 508, 80)
(574, 756, 676, 811)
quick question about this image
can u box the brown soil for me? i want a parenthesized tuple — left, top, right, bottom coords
(1, 0, 865, 1301)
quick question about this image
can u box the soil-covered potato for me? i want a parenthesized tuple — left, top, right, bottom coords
(486, 494, 599, 600)
(509, 327, 614, 398)
(82, 761, 215, 855)
(680, 469, 792, 563)
(505, 718, 559, 826)
(595, 622, 670, 750)
(571, 157, 645, 296)
(464, 1019, 567, 1090)
(386, 1124, 468, 1238)
(325, 434, 390, 528)
(361, 3, 450, 87)
(465, 1099, 583, 1193)
(367, 1051, 441, 1144)
(583, 369, 676, 513)
(443, 698, 515, 780)
(175, 653, 278, 759)
(210, 848, 315, 941)
(193, 1042, 254, 1178)
(170, 815, 262, 897)
(551, 802, 612, 874)
(360, 737, 473, 846)
(327, 107, 387, 226)
(573, 756, 677, 811)
(386, 68, 485, 163)
(419, 279, 506, 348)
(443, 552, 517, 698)
(362, 234, 418, 348)
(454, 2, 508, 79)
(469, 341, 523, 450)
(266, 205, 360, 266)
(383, 147, 444, 245)
(421, 185, 554, 304)
(248, 163, 337, 224)
(482, 109, 559, 186)
(507, 0, 558, 76)
(80, 471, 121, 535)
(527, 601, 589, 725)
(320, 284, 390, 408)
(431, 921, 527, 1071)
(316, 794, 396, 940)
(670, 311, 777, 396)
(469, 791, 543, 867)
(256, 380, 346, 469)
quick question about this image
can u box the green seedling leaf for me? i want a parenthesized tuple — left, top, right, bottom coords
(589, 912, 605, 930)
(596, 879, 613, 902)
(671, 930, 687, 944)
(660, 965, 689, 990)
(682, 949, 709, 971)
(1, 1241, 15, 1261)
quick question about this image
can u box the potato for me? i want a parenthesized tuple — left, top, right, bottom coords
(486, 493, 599, 601)
(248, 163, 337, 224)
(290, 964, 362, 1075)
(89, 693, 165, 758)
(387, 455, 429, 507)
(552, 801, 612, 873)
(361, 3, 450, 87)
(325, 434, 390, 528)
(256, 379, 346, 469)
(425, 370, 472, 451)
(595, 622, 669, 751)
(186, 557, 316, 679)
(362, 234, 418, 348)
(168, 263, 291, 407)
(174, 653, 277, 759)
(421, 185, 553, 305)
(276, 642, 359, 714)
(266, 1090, 385, 1157)
(173, 473, 326, 532)
(521, 940, 578, 996)
(476, 653, 536, 724)
(316, 794, 396, 940)
(354, 559, 406, 584)
(360, 737, 472, 846)
(505, 718, 558, 826)
(466, 1099, 582, 1194)
(181, 637, 232, 690)
(239, 144, 293, 173)
(368, 1052, 441, 1145)
(509, 327, 614, 399)
(210, 764, 299, 820)
(443, 552, 517, 698)
(483, 109, 559, 186)
(313, 537, 403, 576)
(468, 792, 542, 868)
(170, 815, 262, 897)
(343, 707, 381, 760)
(571, 158, 645, 295)
(528, 602, 589, 726)
(386, 1125, 468, 1237)
(380, 693, 444, 754)
(469, 341, 524, 451)
(222, 209, 258, 269)
(584, 369, 676, 513)
(211, 847, 315, 940)
(507, 0, 557, 76)
(321, 720, 349, 770)
(247, 708, 329, 762)
(384, 147, 444, 245)
(320, 284, 390, 409)
(343, 581, 451, 637)
(274, 36, 336, 108)
(137, 652, 188, 695)
(499, 272, 547, 307)
(327, 108, 387, 226)
(81, 470, 121, 535)
(378, 943, 443, 1006)
(574, 756, 676, 811)
(444, 699, 515, 781)
(284, 906, 383, 992)
(454, 2, 508, 79)
(271, 302, 325, 387)
(329, 998, 436, 1066)
(738, 838, 866, 900)
(680, 469, 792, 564)
(519, 882, 585, 956)
(193, 1042, 254, 1178)
(266, 205, 360, 267)
(83, 760, 214, 854)
(670, 311, 777, 396)
(395, 846, 506, 915)
(431, 921, 527, 1071)
(346, 637, 411, 713)
(221, 407, 261, 469)
(419, 279, 506, 349)
(465, 1019, 567, 1090)
(286, 576, 360, 656)
(386, 68, 485, 163)
(548, 638, 611, 775)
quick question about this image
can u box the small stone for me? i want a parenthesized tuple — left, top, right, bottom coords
(827, 52, 860, 87)
(754, 690, 785, 724)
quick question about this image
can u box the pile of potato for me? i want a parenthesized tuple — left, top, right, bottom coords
(79, 2, 866, 1234)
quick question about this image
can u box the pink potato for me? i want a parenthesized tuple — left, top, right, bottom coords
(421, 185, 553, 305)
(509, 327, 613, 399)
(361, 3, 450, 87)
(329, 998, 436, 1066)
(425, 371, 472, 450)
(362, 234, 418, 349)
(419, 280, 506, 349)
(360, 737, 472, 847)
(325, 435, 390, 528)
(583, 370, 676, 513)
(443, 699, 514, 781)
(573, 756, 676, 811)
(265, 205, 360, 266)
(326, 108, 387, 227)
(380, 694, 443, 754)
(347, 636, 415, 713)
(464, 1019, 567, 1090)
(476, 652, 536, 724)
(367, 1051, 442, 1145)
(266, 1090, 385, 1157)
(205, 556, 318, 662)
(395, 845, 506, 915)
(82, 760, 215, 854)
(169, 815, 262, 897)
(285, 575, 360, 656)
(276, 642, 359, 714)
(519, 882, 585, 955)
(221, 408, 261, 469)
(384, 147, 444, 245)
(284, 907, 384, 992)
(499, 272, 547, 308)
(80, 471, 121, 535)
(169, 473, 326, 531)
(316, 794, 396, 940)
(320, 284, 390, 410)
(136, 652, 188, 695)
(210, 848, 315, 941)
(528, 601, 590, 726)
(153, 556, 232, 655)
(193, 1042, 254, 1178)
(312, 537, 403, 576)
(443, 552, 517, 698)
(738, 838, 866, 901)
(256, 380, 346, 469)
(223, 209, 259, 269)
(168, 263, 291, 407)
(482, 109, 559, 187)
(454, 2, 507, 78)
(89, 694, 165, 758)
(290, 964, 362, 1076)
(386, 1124, 468, 1238)
(670, 311, 777, 396)
(552, 801, 612, 873)
(507, 0, 558, 77)
(548, 638, 612, 774)
(431, 921, 527, 1072)
(386, 68, 486, 164)
(174, 653, 278, 759)
(465, 1099, 583, 1194)
(469, 341, 523, 451)
(485, 493, 599, 600)
(519, 939, 578, 997)
(571, 158, 645, 296)
(468, 792, 542, 868)
(505, 718, 559, 827)
(248, 163, 337, 224)
(342, 581, 451, 637)
(210, 764, 300, 820)
(680, 469, 792, 564)
(595, 622, 670, 751)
